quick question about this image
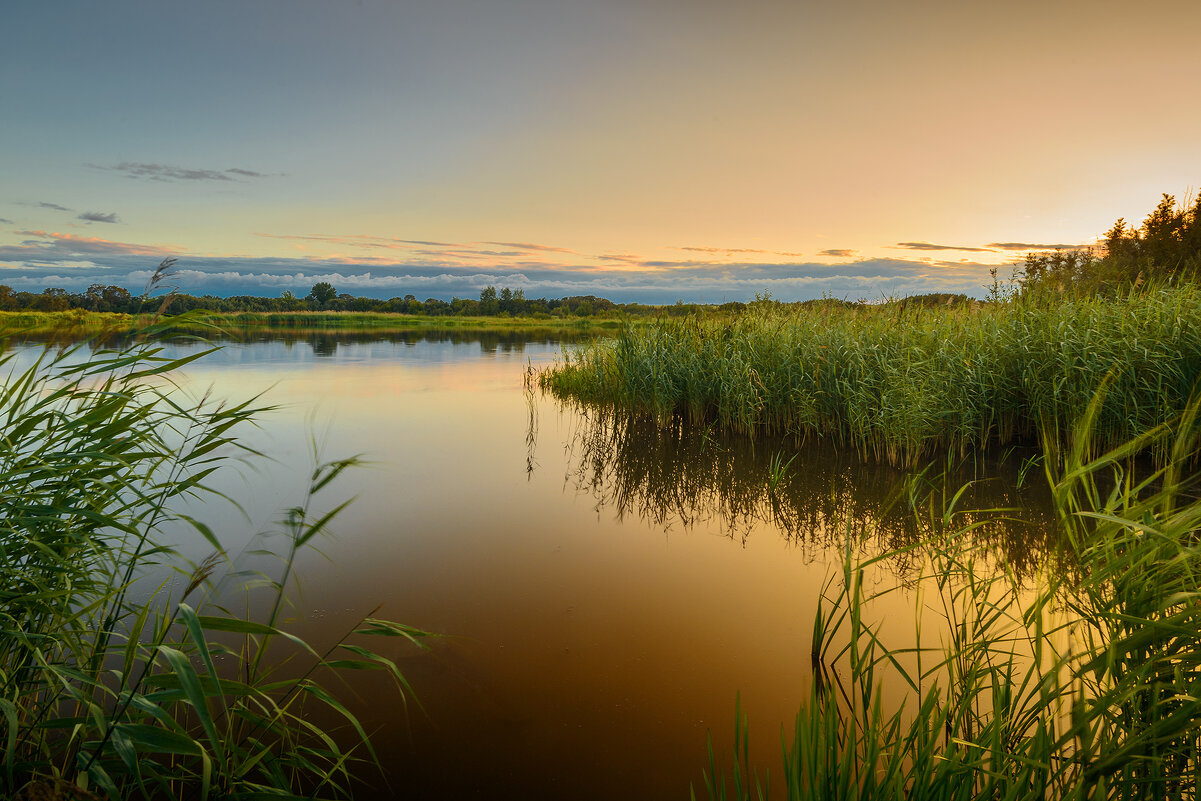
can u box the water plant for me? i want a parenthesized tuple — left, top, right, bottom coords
(697, 392, 1201, 800)
(542, 287, 1201, 466)
(0, 338, 424, 800)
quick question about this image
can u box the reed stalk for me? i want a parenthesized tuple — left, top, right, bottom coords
(543, 288, 1201, 467)
(0, 336, 425, 800)
(697, 391, 1201, 800)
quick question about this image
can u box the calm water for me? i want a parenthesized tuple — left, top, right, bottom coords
(16, 331, 1057, 799)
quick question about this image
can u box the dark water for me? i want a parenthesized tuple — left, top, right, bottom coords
(11, 332, 1058, 799)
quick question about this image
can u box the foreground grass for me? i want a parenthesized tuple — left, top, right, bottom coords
(0, 337, 424, 799)
(699, 397, 1201, 800)
(542, 289, 1201, 465)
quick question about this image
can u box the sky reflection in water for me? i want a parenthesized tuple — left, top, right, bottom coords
(21, 332, 1056, 799)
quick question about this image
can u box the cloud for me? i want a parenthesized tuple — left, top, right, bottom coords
(256, 233, 466, 249)
(819, 248, 858, 258)
(92, 162, 275, 182)
(482, 241, 577, 254)
(77, 211, 121, 224)
(987, 241, 1081, 251)
(596, 253, 642, 264)
(37, 202, 72, 212)
(894, 241, 997, 253)
(0, 218, 13, 225)
(3, 230, 170, 259)
(0, 227, 1001, 303)
(677, 246, 806, 257)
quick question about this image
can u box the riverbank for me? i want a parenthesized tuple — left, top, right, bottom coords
(0, 309, 635, 336)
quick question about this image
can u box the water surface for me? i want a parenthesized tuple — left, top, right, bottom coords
(15, 331, 1057, 799)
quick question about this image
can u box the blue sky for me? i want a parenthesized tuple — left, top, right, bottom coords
(4, 0, 1200, 303)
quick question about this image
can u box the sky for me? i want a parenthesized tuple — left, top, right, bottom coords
(3, 0, 1200, 304)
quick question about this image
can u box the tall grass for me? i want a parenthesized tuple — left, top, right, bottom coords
(697, 393, 1201, 800)
(542, 288, 1201, 466)
(0, 339, 424, 800)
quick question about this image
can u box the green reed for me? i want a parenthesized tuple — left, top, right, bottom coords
(697, 392, 1201, 800)
(542, 289, 1201, 467)
(0, 338, 425, 800)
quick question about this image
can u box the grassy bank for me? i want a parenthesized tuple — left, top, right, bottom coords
(542, 289, 1201, 465)
(699, 395, 1201, 800)
(0, 337, 423, 799)
(0, 309, 630, 339)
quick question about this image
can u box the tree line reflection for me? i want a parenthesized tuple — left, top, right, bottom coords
(12, 327, 595, 356)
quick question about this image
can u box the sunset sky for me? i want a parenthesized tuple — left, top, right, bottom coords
(3, 0, 1200, 303)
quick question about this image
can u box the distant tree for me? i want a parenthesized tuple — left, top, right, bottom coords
(280, 289, 305, 311)
(32, 288, 70, 312)
(1023, 191, 1201, 294)
(451, 297, 479, 315)
(0, 285, 18, 311)
(479, 286, 499, 315)
(348, 296, 379, 312)
(308, 282, 337, 307)
(102, 285, 132, 313)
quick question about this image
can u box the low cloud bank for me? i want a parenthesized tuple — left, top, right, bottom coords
(0, 231, 999, 303)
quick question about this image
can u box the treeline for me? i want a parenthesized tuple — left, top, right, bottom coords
(0, 280, 739, 318)
(1022, 191, 1201, 292)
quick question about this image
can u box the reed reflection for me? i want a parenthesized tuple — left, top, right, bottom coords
(557, 403, 1060, 577)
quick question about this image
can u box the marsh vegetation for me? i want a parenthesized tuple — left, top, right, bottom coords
(698, 397, 1201, 800)
(7, 191, 1201, 798)
(0, 338, 423, 800)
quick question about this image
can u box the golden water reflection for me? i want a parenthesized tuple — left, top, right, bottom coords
(8, 332, 1064, 799)
(559, 402, 1060, 579)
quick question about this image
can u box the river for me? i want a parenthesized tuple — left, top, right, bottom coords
(14, 330, 1056, 799)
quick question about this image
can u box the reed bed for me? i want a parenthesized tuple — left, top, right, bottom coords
(0, 339, 424, 800)
(699, 395, 1201, 800)
(542, 289, 1201, 466)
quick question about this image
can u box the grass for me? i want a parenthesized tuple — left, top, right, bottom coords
(541, 288, 1201, 466)
(0, 335, 426, 800)
(697, 392, 1201, 800)
(0, 309, 630, 340)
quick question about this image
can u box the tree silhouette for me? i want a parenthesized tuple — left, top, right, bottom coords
(308, 282, 337, 307)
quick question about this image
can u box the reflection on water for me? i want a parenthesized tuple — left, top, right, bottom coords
(557, 402, 1060, 578)
(3, 330, 1065, 799)
(7, 325, 595, 357)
